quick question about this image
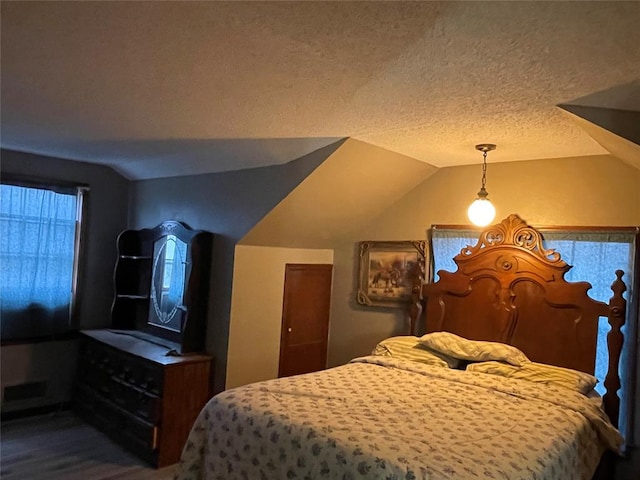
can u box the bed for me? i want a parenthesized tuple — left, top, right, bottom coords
(174, 214, 627, 480)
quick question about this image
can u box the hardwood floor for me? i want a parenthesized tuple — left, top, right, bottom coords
(0, 410, 178, 480)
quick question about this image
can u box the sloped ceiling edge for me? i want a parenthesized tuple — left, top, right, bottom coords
(558, 106, 640, 171)
(239, 138, 438, 248)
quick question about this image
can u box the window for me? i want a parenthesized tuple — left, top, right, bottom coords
(430, 226, 638, 446)
(0, 181, 88, 341)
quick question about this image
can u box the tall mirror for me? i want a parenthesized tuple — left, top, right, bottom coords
(148, 234, 188, 332)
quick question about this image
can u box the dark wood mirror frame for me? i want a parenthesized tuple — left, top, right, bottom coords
(112, 220, 213, 353)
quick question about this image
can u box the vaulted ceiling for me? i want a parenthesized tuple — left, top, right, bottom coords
(2, 1, 639, 180)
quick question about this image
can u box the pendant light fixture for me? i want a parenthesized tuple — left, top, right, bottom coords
(467, 143, 496, 227)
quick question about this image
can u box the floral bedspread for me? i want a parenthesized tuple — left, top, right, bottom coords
(174, 356, 622, 480)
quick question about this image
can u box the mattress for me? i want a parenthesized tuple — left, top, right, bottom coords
(175, 356, 622, 480)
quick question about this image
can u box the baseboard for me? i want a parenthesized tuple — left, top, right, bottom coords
(1, 402, 71, 422)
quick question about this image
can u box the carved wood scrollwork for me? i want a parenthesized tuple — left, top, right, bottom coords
(459, 214, 565, 268)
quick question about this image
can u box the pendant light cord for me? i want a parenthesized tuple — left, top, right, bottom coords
(481, 150, 488, 190)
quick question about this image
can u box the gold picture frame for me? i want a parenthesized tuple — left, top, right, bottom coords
(357, 240, 426, 307)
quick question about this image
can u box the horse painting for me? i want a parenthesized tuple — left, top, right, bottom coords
(371, 268, 401, 289)
(358, 240, 426, 307)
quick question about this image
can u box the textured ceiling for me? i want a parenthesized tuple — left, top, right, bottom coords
(1, 1, 639, 180)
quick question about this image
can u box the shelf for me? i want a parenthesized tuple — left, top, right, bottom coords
(116, 294, 150, 300)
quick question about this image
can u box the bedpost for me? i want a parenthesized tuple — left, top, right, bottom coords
(603, 270, 627, 428)
(408, 261, 425, 335)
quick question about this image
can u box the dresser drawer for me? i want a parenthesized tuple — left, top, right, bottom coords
(135, 390, 161, 423)
(109, 377, 161, 423)
(76, 381, 156, 446)
(123, 413, 158, 450)
(119, 358, 164, 396)
(74, 383, 126, 435)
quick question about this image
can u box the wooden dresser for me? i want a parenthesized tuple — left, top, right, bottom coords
(74, 329, 213, 467)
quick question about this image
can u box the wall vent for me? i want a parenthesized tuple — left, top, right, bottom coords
(2, 381, 48, 402)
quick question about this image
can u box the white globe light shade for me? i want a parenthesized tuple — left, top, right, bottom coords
(467, 198, 496, 226)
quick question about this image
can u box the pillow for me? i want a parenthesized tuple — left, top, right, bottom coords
(372, 336, 461, 368)
(418, 332, 530, 367)
(466, 361, 598, 394)
(586, 389, 604, 408)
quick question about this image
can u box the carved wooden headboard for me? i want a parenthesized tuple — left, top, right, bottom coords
(409, 214, 627, 426)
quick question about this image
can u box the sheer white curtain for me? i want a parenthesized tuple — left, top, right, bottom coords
(430, 227, 638, 445)
(543, 231, 637, 447)
(0, 184, 77, 339)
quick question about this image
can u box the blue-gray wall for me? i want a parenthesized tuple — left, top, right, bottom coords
(0, 140, 342, 397)
(128, 140, 344, 391)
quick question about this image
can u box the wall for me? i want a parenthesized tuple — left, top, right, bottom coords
(128, 140, 342, 392)
(226, 245, 333, 389)
(0, 149, 129, 411)
(232, 138, 436, 388)
(232, 149, 640, 389)
(0, 340, 77, 413)
(326, 238, 409, 368)
(328, 154, 640, 366)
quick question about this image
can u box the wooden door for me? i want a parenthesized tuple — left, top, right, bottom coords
(278, 264, 333, 378)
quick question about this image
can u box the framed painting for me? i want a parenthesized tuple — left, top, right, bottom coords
(357, 240, 426, 307)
